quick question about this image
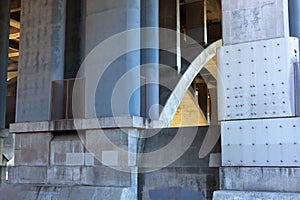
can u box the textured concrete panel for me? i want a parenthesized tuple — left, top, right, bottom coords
(8, 166, 47, 184)
(15, 133, 53, 166)
(0, 185, 130, 200)
(213, 190, 300, 200)
(141, 167, 219, 200)
(139, 126, 220, 168)
(222, 0, 289, 45)
(50, 134, 85, 166)
(81, 166, 131, 187)
(8, 165, 131, 187)
(16, 0, 66, 122)
(220, 167, 300, 192)
(47, 166, 81, 185)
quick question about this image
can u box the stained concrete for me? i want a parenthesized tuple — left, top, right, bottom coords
(16, 0, 66, 122)
(14, 133, 53, 166)
(8, 166, 131, 187)
(141, 167, 219, 200)
(9, 116, 150, 133)
(213, 190, 300, 200)
(7, 118, 220, 199)
(0, 185, 132, 200)
(220, 167, 300, 193)
(222, 0, 290, 45)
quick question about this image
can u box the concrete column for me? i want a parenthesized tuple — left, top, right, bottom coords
(126, 0, 141, 116)
(16, 0, 66, 122)
(0, 0, 10, 128)
(141, 0, 159, 119)
(85, 0, 141, 117)
(289, 0, 300, 47)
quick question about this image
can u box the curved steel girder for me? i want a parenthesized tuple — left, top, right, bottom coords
(158, 39, 222, 127)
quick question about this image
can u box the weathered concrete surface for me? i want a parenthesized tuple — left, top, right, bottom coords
(222, 0, 289, 45)
(213, 190, 300, 200)
(8, 166, 131, 187)
(50, 134, 85, 166)
(220, 167, 300, 193)
(7, 124, 220, 199)
(141, 167, 219, 200)
(2, 132, 14, 161)
(15, 133, 53, 166)
(9, 116, 152, 133)
(140, 126, 220, 168)
(16, 0, 66, 122)
(0, 185, 134, 200)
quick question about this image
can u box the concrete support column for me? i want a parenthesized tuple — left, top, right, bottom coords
(85, 0, 141, 117)
(289, 0, 300, 48)
(141, 0, 159, 119)
(126, 0, 141, 116)
(16, 0, 66, 122)
(215, 0, 300, 199)
(0, 0, 10, 128)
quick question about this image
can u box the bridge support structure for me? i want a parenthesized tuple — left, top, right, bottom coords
(214, 0, 300, 199)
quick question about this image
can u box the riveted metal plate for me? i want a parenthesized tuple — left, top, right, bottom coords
(221, 117, 300, 166)
(218, 37, 299, 121)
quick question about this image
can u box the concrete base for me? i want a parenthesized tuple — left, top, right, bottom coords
(214, 167, 300, 199)
(5, 119, 220, 200)
(0, 185, 135, 200)
(220, 167, 300, 192)
(213, 190, 300, 200)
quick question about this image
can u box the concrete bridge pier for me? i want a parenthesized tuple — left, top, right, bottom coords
(214, 0, 300, 199)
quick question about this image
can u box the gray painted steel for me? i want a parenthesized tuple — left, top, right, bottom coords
(141, 0, 159, 119)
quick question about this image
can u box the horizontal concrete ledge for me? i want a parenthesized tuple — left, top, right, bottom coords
(10, 116, 166, 133)
(213, 190, 300, 200)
